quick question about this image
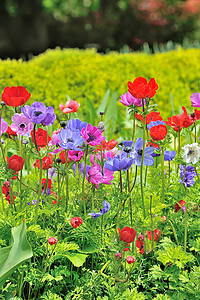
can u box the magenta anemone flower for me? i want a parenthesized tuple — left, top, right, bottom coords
(11, 113, 33, 135)
(87, 165, 104, 185)
(81, 124, 105, 146)
(0, 118, 8, 136)
(119, 92, 144, 107)
(68, 150, 84, 162)
(190, 92, 200, 107)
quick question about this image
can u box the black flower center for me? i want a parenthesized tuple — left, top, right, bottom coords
(188, 150, 194, 155)
(124, 146, 131, 153)
(137, 149, 143, 156)
(67, 138, 74, 143)
(19, 123, 25, 128)
(34, 111, 42, 117)
(87, 133, 96, 143)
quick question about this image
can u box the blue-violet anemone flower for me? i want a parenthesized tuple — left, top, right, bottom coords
(104, 152, 134, 172)
(58, 128, 84, 151)
(88, 201, 110, 219)
(131, 138, 154, 166)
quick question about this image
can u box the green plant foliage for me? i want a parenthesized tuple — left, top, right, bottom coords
(157, 237, 194, 268)
(1, 47, 200, 124)
(0, 221, 33, 289)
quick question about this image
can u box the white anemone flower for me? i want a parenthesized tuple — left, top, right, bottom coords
(182, 143, 200, 164)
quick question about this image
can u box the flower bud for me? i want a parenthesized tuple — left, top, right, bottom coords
(56, 158, 62, 164)
(22, 140, 28, 145)
(115, 252, 122, 259)
(98, 121, 105, 132)
(126, 256, 136, 264)
(60, 121, 66, 128)
(137, 234, 144, 241)
(3, 181, 10, 187)
(1, 101, 6, 106)
(48, 237, 57, 245)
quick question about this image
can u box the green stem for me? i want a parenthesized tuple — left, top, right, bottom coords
(140, 99, 146, 219)
(132, 112, 135, 140)
(161, 146, 165, 202)
(168, 219, 179, 246)
(82, 144, 89, 217)
(101, 215, 104, 245)
(184, 204, 188, 252)
(119, 170, 123, 194)
(0, 105, 6, 165)
(130, 166, 137, 193)
(178, 129, 181, 156)
(150, 195, 154, 251)
(194, 122, 196, 143)
(65, 149, 69, 212)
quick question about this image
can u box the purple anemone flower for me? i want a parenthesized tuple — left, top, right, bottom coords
(0, 118, 8, 136)
(67, 118, 87, 132)
(58, 128, 84, 151)
(119, 92, 144, 107)
(190, 92, 200, 107)
(11, 113, 33, 135)
(179, 164, 196, 188)
(81, 123, 105, 146)
(131, 138, 154, 166)
(21, 101, 56, 125)
(104, 152, 134, 172)
(164, 150, 176, 161)
(87, 165, 104, 185)
(88, 200, 110, 219)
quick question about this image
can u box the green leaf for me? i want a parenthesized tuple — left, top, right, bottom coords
(85, 96, 98, 125)
(78, 245, 99, 253)
(0, 221, 33, 289)
(65, 253, 88, 267)
(104, 90, 118, 140)
(96, 88, 110, 115)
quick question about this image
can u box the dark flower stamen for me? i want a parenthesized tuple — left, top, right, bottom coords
(20, 123, 25, 128)
(35, 111, 42, 117)
(124, 146, 131, 153)
(87, 133, 96, 143)
(137, 149, 143, 156)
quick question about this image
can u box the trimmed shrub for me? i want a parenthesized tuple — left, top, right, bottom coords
(0, 47, 200, 120)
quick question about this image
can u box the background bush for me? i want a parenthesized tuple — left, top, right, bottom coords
(1, 47, 200, 122)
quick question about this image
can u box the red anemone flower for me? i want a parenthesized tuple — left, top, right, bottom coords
(1, 86, 31, 107)
(135, 111, 163, 124)
(166, 106, 196, 132)
(31, 128, 51, 148)
(59, 151, 71, 164)
(147, 228, 161, 241)
(136, 239, 144, 254)
(127, 77, 158, 99)
(149, 124, 168, 141)
(118, 226, 137, 243)
(7, 155, 25, 172)
(70, 217, 83, 228)
(35, 154, 53, 170)
(97, 139, 118, 151)
(59, 100, 80, 114)
(6, 126, 17, 139)
(174, 200, 186, 213)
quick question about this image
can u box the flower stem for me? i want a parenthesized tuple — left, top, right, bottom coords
(150, 195, 154, 251)
(132, 112, 135, 140)
(82, 144, 89, 217)
(178, 129, 181, 156)
(161, 146, 165, 202)
(119, 170, 123, 194)
(140, 100, 146, 219)
(194, 122, 197, 143)
(65, 149, 69, 212)
(168, 219, 179, 246)
(130, 165, 137, 193)
(184, 204, 188, 252)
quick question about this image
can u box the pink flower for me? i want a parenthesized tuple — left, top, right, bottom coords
(59, 100, 80, 114)
(0, 118, 8, 136)
(11, 113, 33, 135)
(87, 165, 104, 185)
(81, 124, 105, 146)
(48, 237, 57, 245)
(115, 252, 122, 259)
(119, 92, 144, 107)
(126, 256, 136, 264)
(68, 150, 84, 162)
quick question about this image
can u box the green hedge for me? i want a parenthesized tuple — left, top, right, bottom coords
(0, 47, 200, 120)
